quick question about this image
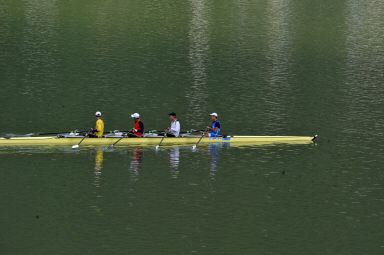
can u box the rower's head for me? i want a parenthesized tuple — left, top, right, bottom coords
(210, 112, 218, 121)
(168, 112, 177, 121)
(131, 113, 140, 121)
(95, 111, 102, 119)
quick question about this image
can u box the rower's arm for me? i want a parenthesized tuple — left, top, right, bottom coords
(207, 122, 220, 133)
(206, 126, 218, 131)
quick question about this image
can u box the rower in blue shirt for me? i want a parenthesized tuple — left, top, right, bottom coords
(206, 113, 221, 137)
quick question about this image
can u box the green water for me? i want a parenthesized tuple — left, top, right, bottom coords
(0, 0, 383, 254)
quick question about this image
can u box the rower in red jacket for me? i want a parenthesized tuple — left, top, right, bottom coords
(130, 113, 144, 137)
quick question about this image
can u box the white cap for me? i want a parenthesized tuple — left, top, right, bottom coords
(95, 111, 102, 117)
(131, 113, 140, 118)
(209, 112, 218, 117)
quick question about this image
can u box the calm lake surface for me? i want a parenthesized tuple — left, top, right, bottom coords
(0, 0, 383, 254)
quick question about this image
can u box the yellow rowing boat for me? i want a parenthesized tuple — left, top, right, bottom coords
(0, 135, 317, 147)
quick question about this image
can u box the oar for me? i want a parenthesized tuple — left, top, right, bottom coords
(110, 136, 125, 147)
(150, 129, 204, 135)
(155, 134, 167, 150)
(188, 129, 205, 133)
(72, 133, 88, 149)
(37, 132, 65, 136)
(192, 131, 207, 150)
(38, 130, 88, 136)
(180, 129, 205, 134)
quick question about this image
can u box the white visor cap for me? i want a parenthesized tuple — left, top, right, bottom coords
(209, 112, 218, 117)
(95, 111, 102, 117)
(131, 113, 140, 118)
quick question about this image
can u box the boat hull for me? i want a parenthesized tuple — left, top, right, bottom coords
(0, 136, 316, 147)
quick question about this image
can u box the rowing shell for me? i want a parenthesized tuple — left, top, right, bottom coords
(0, 136, 317, 147)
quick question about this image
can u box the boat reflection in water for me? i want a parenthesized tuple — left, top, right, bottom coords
(129, 146, 143, 181)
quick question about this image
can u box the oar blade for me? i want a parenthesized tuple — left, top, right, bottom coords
(155, 135, 166, 150)
(72, 144, 79, 149)
(192, 131, 206, 150)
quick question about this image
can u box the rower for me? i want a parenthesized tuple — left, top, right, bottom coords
(206, 112, 221, 137)
(89, 111, 104, 138)
(130, 113, 144, 137)
(165, 112, 180, 137)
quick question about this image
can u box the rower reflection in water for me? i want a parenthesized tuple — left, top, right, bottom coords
(169, 147, 180, 178)
(94, 149, 104, 187)
(208, 144, 219, 178)
(91, 149, 104, 215)
(167, 144, 226, 179)
(129, 146, 143, 180)
(208, 143, 229, 179)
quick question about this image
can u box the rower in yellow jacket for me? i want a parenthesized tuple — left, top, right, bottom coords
(90, 111, 104, 137)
